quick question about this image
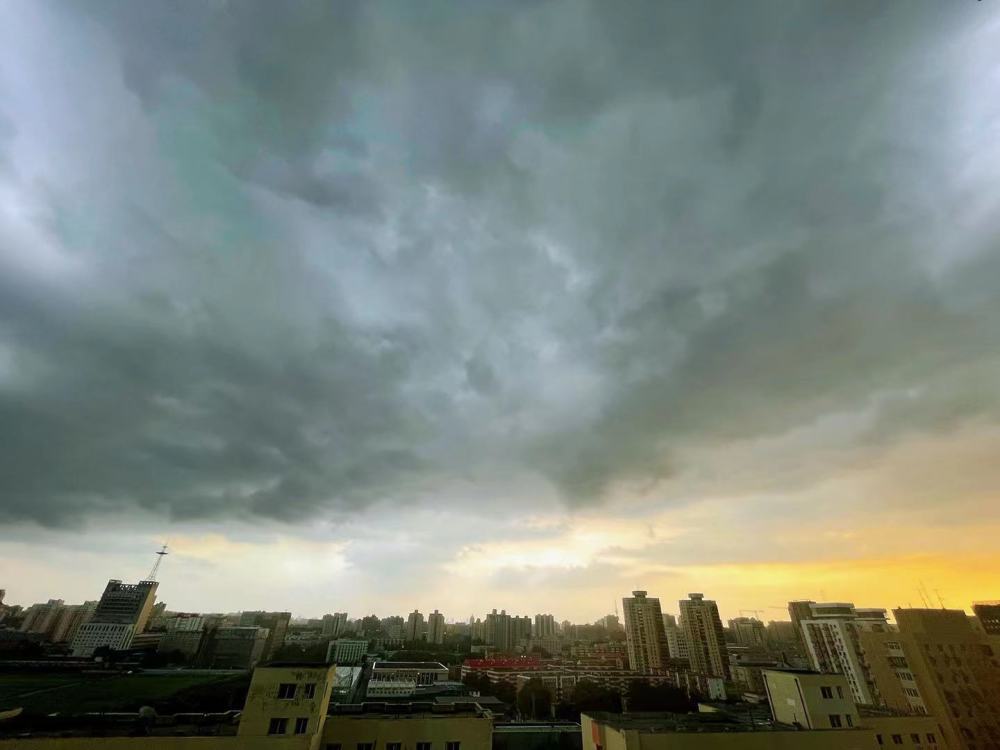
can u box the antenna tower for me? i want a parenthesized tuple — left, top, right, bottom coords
(147, 544, 169, 581)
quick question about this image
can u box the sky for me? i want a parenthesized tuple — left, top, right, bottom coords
(2, 1, 1000, 624)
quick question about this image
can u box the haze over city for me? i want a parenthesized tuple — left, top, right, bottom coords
(3, 0, 1000, 623)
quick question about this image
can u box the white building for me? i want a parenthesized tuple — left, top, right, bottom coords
(368, 661, 449, 697)
(327, 638, 368, 666)
(799, 602, 889, 705)
(661, 613, 689, 661)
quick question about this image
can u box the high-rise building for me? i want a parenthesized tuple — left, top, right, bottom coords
(483, 609, 514, 651)
(534, 614, 556, 638)
(787, 600, 815, 652)
(239, 611, 291, 658)
(322, 612, 349, 638)
(71, 579, 158, 657)
(513, 615, 532, 643)
(972, 600, 1000, 635)
(622, 591, 668, 672)
(406, 610, 425, 642)
(427, 610, 445, 644)
(727, 616, 767, 649)
(798, 602, 888, 705)
(863, 608, 1000, 750)
(20, 599, 67, 639)
(679, 593, 730, 679)
(51, 601, 97, 643)
(661, 613, 688, 662)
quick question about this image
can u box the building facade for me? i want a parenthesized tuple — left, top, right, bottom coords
(622, 591, 668, 672)
(798, 603, 889, 706)
(679, 593, 730, 680)
(70, 579, 158, 657)
(428, 610, 445, 645)
(866, 608, 1000, 750)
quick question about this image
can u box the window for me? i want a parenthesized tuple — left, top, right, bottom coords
(910, 735, 920, 744)
(829, 714, 843, 728)
(846, 714, 854, 727)
(836, 686, 844, 699)
(821, 686, 834, 699)
(876, 735, 884, 746)
(268, 718, 288, 735)
(447, 743, 461, 750)
(417, 743, 432, 750)
(357, 744, 374, 750)
(387, 743, 402, 750)
(926, 734, 937, 744)
(303, 683, 316, 699)
(892, 736, 903, 745)
(277, 683, 297, 699)
(295, 718, 309, 735)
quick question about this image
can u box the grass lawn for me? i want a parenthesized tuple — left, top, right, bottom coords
(0, 672, 245, 714)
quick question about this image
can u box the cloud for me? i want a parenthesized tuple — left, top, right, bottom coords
(1, 0, 999, 547)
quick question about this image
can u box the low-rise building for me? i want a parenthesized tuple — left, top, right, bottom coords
(368, 661, 449, 698)
(327, 638, 368, 666)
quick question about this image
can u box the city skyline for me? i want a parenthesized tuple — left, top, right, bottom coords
(3, 1, 1000, 620)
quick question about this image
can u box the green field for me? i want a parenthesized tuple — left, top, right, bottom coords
(0, 672, 249, 715)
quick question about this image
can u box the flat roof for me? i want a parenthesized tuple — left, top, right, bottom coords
(373, 661, 448, 670)
(329, 702, 489, 718)
(584, 711, 823, 734)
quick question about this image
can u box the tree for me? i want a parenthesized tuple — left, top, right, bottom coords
(626, 680, 693, 712)
(517, 678, 552, 719)
(570, 680, 622, 714)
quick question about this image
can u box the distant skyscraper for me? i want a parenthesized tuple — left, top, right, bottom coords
(728, 616, 767, 648)
(534, 614, 556, 638)
(322, 612, 348, 638)
(427, 610, 445, 644)
(239, 611, 291, 658)
(798, 602, 888, 705)
(485, 609, 514, 651)
(622, 591, 668, 672)
(71, 579, 158, 657)
(406, 610, 425, 641)
(679, 593, 730, 679)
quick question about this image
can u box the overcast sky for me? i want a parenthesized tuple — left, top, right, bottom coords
(2, 1, 1000, 622)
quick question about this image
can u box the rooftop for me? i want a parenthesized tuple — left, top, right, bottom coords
(583, 711, 826, 734)
(329, 702, 489, 718)
(373, 661, 448, 670)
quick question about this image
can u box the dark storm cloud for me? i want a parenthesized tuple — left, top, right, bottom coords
(1, 0, 999, 526)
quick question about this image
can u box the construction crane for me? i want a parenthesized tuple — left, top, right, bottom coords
(739, 609, 763, 620)
(146, 544, 169, 581)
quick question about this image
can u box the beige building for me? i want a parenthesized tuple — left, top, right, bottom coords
(582, 710, 941, 750)
(679, 594, 730, 680)
(622, 591, 668, 672)
(763, 670, 859, 728)
(863, 608, 1000, 750)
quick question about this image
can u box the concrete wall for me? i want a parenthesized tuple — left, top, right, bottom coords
(323, 713, 492, 750)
